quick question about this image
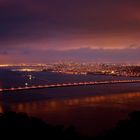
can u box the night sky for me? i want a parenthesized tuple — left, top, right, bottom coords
(0, 0, 140, 63)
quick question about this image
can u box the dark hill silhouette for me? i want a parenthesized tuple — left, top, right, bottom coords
(0, 112, 81, 139)
(96, 111, 140, 140)
(1, 111, 140, 140)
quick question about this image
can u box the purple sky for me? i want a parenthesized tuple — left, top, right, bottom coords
(0, 0, 140, 63)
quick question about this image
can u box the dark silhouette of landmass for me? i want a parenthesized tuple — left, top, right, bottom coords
(96, 111, 140, 140)
(0, 112, 81, 139)
(1, 111, 140, 139)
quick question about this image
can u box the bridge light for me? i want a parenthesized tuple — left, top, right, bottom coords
(111, 70, 115, 74)
(25, 83, 28, 86)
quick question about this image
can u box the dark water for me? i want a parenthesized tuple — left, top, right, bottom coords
(0, 70, 139, 88)
(0, 70, 140, 136)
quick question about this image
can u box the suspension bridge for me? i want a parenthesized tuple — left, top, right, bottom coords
(0, 79, 140, 92)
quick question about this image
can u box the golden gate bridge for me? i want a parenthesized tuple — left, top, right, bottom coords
(0, 79, 140, 92)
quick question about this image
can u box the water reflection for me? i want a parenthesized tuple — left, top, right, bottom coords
(2, 92, 139, 114)
(1, 92, 140, 136)
(0, 106, 3, 113)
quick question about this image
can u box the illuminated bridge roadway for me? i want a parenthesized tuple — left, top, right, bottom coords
(0, 80, 140, 92)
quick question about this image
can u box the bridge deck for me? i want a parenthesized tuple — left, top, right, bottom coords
(0, 80, 140, 92)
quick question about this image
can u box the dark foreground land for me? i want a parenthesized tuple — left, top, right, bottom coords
(0, 111, 140, 140)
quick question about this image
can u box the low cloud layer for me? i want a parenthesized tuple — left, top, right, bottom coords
(0, 47, 139, 64)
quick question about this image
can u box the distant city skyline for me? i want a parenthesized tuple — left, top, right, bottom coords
(0, 0, 140, 63)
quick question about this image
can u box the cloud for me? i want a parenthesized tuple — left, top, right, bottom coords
(0, 0, 140, 46)
(0, 51, 8, 55)
(0, 0, 140, 63)
(128, 44, 140, 49)
(0, 47, 139, 64)
(42, 47, 140, 63)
